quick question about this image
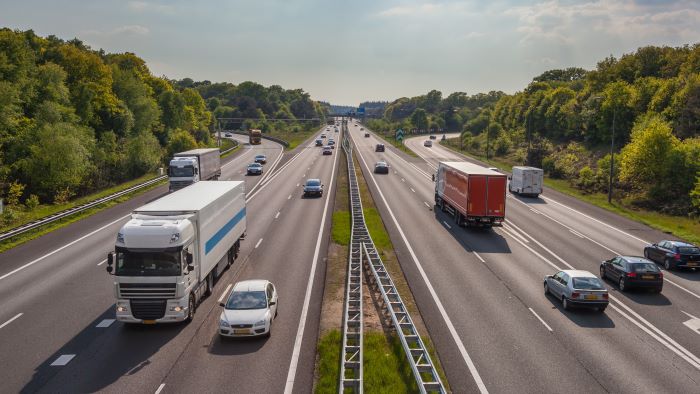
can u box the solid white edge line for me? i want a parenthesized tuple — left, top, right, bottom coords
(255, 238, 263, 249)
(154, 383, 165, 394)
(501, 225, 529, 244)
(473, 252, 485, 263)
(95, 319, 116, 328)
(288, 194, 292, 200)
(503, 220, 700, 370)
(0, 313, 23, 330)
(275, 211, 281, 219)
(97, 259, 108, 266)
(442, 221, 452, 229)
(284, 131, 339, 394)
(424, 201, 431, 208)
(410, 188, 416, 193)
(528, 308, 553, 332)
(352, 132, 489, 394)
(217, 283, 233, 303)
(0, 214, 130, 282)
(50, 354, 76, 366)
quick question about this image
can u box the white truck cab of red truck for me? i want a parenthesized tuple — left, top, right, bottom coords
(106, 181, 246, 324)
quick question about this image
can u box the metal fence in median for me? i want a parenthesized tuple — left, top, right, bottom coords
(340, 125, 446, 393)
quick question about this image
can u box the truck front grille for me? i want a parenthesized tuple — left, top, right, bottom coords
(169, 181, 191, 190)
(130, 299, 167, 320)
(119, 283, 176, 299)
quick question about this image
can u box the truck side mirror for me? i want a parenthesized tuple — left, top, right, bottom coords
(106, 266, 113, 273)
(431, 174, 435, 182)
(106, 252, 114, 274)
(186, 252, 193, 265)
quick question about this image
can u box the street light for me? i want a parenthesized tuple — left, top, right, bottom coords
(591, 96, 616, 203)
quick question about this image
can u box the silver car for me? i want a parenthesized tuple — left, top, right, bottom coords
(544, 270, 608, 312)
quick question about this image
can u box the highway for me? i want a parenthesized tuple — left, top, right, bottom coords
(0, 129, 340, 393)
(349, 124, 700, 393)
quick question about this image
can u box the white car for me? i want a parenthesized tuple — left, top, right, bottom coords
(219, 280, 278, 338)
(424, 140, 433, 147)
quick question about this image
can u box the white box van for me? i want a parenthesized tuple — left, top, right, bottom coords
(508, 166, 543, 197)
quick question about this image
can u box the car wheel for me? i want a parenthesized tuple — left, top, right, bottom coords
(544, 283, 550, 295)
(619, 277, 627, 292)
(599, 266, 606, 280)
(186, 294, 196, 322)
(264, 321, 272, 338)
(562, 297, 570, 311)
(643, 249, 649, 259)
(664, 258, 674, 271)
(598, 306, 607, 313)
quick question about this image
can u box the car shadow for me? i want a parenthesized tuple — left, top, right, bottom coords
(543, 293, 616, 328)
(507, 192, 547, 204)
(432, 209, 512, 254)
(21, 307, 186, 393)
(608, 287, 672, 306)
(667, 268, 699, 282)
(208, 334, 268, 356)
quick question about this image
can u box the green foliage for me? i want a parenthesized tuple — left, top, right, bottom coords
(24, 194, 39, 210)
(331, 211, 350, 246)
(410, 108, 429, 131)
(6, 181, 25, 206)
(166, 129, 198, 159)
(125, 131, 161, 178)
(577, 166, 596, 189)
(692, 175, 700, 214)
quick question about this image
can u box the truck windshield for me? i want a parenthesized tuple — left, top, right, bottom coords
(116, 250, 181, 276)
(169, 166, 194, 177)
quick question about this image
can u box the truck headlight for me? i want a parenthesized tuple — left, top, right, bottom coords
(117, 305, 128, 312)
(220, 319, 230, 328)
(170, 233, 180, 243)
(254, 319, 266, 327)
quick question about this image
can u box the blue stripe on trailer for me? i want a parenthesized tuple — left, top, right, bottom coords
(205, 208, 245, 255)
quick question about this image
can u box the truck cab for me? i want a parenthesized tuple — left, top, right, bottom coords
(169, 156, 200, 191)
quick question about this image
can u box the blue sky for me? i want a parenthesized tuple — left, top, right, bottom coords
(2, 0, 699, 105)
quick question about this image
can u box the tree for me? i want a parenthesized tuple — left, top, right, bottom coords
(125, 131, 161, 177)
(166, 129, 198, 159)
(410, 108, 429, 131)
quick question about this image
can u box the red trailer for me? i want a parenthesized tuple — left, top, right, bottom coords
(434, 161, 506, 227)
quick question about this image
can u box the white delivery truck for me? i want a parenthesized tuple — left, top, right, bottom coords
(106, 181, 246, 324)
(169, 148, 221, 192)
(508, 166, 544, 197)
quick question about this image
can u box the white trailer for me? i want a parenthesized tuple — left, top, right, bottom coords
(508, 166, 543, 197)
(169, 148, 221, 191)
(106, 181, 246, 324)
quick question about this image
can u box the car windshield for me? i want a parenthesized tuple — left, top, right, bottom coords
(678, 246, 700, 254)
(249, 163, 261, 168)
(226, 291, 267, 310)
(116, 250, 181, 276)
(630, 263, 660, 272)
(307, 180, 321, 186)
(572, 277, 605, 290)
(376, 162, 386, 167)
(256, 155, 265, 159)
(169, 166, 194, 177)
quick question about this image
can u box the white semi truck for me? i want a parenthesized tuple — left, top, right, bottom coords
(106, 181, 246, 324)
(169, 148, 221, 192)
(508, 166, 544, 197)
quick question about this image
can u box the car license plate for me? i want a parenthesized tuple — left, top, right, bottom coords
(642, 275, 654, 279)
(143, 320, 156, 325)
(688, 262, 697, 266)
(233, 329, 248, 335)
(584, 295, 597, 300)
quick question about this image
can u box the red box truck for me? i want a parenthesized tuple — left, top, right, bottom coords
(434, 161, 506, 227)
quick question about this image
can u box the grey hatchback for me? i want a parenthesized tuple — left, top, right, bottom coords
(544, 270, 608, 312)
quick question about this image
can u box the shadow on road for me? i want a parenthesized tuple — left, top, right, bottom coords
(208, 334, 268, 356)
(21, 307, 185, 394)
(544, 294, 616, 328)
(507, 192, 547, 205)
(433, 209, 512, 255)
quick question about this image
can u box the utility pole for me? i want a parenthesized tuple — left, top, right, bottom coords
(608, 108, 616, 203)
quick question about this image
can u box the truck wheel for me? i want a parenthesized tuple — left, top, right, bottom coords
(186, 294, 196, 322)
(205, 274, 213, 297)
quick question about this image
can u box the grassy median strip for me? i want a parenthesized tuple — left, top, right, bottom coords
(439, 138, 700, 245)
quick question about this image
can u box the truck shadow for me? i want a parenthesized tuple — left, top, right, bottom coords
(432, 210, 512, 254)
(507, 192, 547, 204)
(544, 294, 616, 328)
(21, 307, 185, 394)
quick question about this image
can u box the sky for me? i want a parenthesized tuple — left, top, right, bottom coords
(2, 0, 700, 105)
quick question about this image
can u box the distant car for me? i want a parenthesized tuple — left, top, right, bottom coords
(544, 270, 608, 312)
(247, 163, 263, 175)
(254, 154, 267, 164)
(328, 140, 335, 149)
(600, 256, 663, 292)
(374, 161, 389, 174)
(375, 143, 385, 152)
(488, 167, 499, 172)
(303, 178, 324, 197)
(320, 133, 326, 138)
(360, 127, 364, 131)
(224, 133, 233, 137)
(424, 140, 433, 147)
(315, 138, 323, 146)
(219, 280, 278, 338)
(364, 132, 370, 138)
(429, 135, 436, 140)
(644, 240, 700, 270)
(322, 146, 333, 155)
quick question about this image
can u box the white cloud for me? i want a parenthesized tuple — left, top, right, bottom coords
(127, 1, 175, 14)
(81, 25, 150, 37)
(377, 3, 444, 17)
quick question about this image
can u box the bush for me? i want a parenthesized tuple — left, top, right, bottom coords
(2, 207, 19, 226)
(53, 187, 75, 205)
(25, 194, 40, 210)
(691, 174, 700, 215)
(494, 135, 512, 156)
(577, 166, 595, 189)
(6, 181, 25, 206)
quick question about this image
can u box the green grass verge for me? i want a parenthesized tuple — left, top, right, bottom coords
(439, 138, 700, 245)
(0, 178, 166, 253)
(266, 126, 324, 150)
(219, 139, 240, 159)
(316, 330, 343, 393)
(364, 332, 419, 393)
(332, 211, 351, 246)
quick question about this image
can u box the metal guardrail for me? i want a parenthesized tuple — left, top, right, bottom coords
(340, 128, 363, 392)
(341, 124, 446, 394)
(0, 142, 240, 243)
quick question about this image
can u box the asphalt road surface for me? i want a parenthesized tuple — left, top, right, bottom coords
(350, 124, 700, 393)
(0, 128, 340, 393)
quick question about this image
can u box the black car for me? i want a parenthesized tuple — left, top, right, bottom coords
(254, 154, 267, 164)
(375, 143, 385, 152)
(429, 135, 436, 140)
(303, 178, 323, 197)
(374, 161, 389, 174)
(600, 256, 663, 292)
(364, 132, 370, 138)
(247, 163, 263, 175)
(644, 240, 700, 270)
